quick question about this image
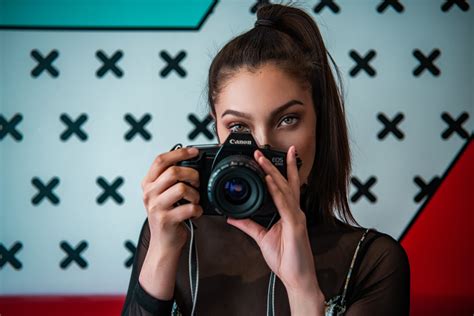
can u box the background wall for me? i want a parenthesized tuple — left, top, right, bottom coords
(0, 0, 472, 315)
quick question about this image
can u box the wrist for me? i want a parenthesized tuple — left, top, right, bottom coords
(138, 244, 183, 300)
(148, 239, 184, 261)
(286, 286, 326, 316)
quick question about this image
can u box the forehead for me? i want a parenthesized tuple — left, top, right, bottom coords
(214, 63, 312, 117)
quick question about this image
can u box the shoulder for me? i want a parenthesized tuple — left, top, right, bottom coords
(320, 219, 410, 285)
(337, 228, 411, 312)
(328, 220, 409, 273)
(349, 228, 410, 298)
(362, 229, 410, 274)
(311, 219, 410, 308)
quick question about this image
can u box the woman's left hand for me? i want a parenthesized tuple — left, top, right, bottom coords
(227, 145, 325, 304)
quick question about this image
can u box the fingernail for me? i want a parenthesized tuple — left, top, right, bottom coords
(188, 147, 199, 154)
(288, 146, 294, 157)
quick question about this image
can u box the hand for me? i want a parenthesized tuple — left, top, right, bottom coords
(141, 146, 203, 254)
(227, 146, 323, 299)
(139, 147, 205, 300)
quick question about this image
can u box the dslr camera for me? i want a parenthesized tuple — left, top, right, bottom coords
(174, 132, 301, 227)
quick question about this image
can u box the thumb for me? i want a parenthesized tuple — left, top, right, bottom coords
(227, 217, 267, 245)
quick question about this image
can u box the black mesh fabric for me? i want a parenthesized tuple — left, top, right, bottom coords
(121, 206, 410, 316)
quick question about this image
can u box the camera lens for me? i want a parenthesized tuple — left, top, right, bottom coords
(223, 178, 250, 204)
(208, 155, 267, 218)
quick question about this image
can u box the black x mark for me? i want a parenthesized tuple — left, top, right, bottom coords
(160, 51, 187, 78)
(377, 112, 405, 140)
(31, 49, 59, 78)
(441, 112, 470, 140)
(96, 50, 124, 78)
(60, 241, 88, 269)
(96, 176, 124, 205)
(60, 113, 88, 141)
(349, 50, 377, 77)
(31, 177, 60, 205)
(0, 242, 23, 270)
(0, 113, 23, 141)
(414, 176, 441, 203)
(377, 0, 404, 13)
(413, 49, 441, 77)
(314, 0, 341, 13)
(250, 0, 271, 14)
(124, 241, 136, 268)
(188, 114, 214, 140)
(351, 176, 377, 203)
(124, 113, 152, 141)
(441, 0, 469, 12)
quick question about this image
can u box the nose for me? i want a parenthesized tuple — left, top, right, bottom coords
(253, 129, 273, 149)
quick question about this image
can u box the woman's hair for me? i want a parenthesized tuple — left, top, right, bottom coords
(207, 3, 359, 228)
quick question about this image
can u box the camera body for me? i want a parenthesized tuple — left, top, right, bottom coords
(175, 132, 301, 227)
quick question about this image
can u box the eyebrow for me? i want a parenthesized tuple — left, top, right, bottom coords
(221, 99, 304, 120)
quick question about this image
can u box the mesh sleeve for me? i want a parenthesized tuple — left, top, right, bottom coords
(121, 218, 175, 316)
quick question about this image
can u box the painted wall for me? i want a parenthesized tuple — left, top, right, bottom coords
(1, 0, 472, 315)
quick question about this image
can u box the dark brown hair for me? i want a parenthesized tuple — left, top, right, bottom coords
(207, 3, 359, 228)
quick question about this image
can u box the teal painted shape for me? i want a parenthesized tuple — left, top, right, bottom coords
(0, 0, 217, 29)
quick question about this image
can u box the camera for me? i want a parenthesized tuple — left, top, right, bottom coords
(174, 132, 302, 227)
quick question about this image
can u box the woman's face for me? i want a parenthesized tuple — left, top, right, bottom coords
(213, 63, 317, 185)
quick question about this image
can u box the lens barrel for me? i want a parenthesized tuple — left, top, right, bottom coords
(207, 155, 266, 218)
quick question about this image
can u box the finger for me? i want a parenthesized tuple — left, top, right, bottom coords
(168, 203, 203, 223)
(147, 165, 199, 196)
(226, 217, 267, 245)
(254, 150, 290, 196)
(142, 147, 199, 187)
(152, 182, 200, 210)
(286, 145, 301, 201)
(264, 174, 297, 222)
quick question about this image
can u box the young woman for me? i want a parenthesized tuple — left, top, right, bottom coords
(121, 4, 410, 316)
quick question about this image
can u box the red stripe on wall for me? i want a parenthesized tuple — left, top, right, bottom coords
(0, 296, 125, 316)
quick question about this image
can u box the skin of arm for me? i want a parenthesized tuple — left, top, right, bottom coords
(138, 242, 183, 300)
(287, 286, 326, 315)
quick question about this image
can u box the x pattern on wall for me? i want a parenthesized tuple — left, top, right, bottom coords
(0, 0, 472, 295)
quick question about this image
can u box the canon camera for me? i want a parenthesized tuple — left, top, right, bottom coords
(174, 132, 302, 227)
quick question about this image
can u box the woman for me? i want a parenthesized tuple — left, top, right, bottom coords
(121, 3, 410, 316)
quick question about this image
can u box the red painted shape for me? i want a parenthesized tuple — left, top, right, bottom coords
(0, 295, 125, 316)
(401, 139, 474, 316)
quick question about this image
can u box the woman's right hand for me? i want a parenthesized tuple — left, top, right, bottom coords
(141, 146, 203, 256)
(138, 146, 203, 301)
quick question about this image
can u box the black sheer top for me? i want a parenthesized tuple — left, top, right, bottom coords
(121, 207, 410, 316)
